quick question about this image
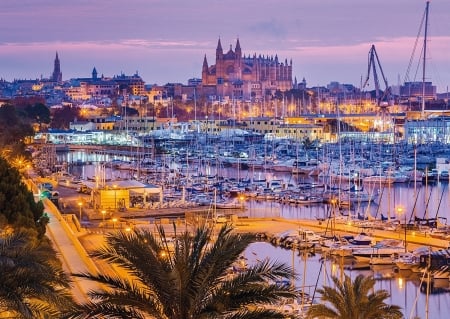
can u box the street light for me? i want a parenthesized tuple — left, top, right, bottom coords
(78, 201, 83, 222)
(112, 217, 118, 229)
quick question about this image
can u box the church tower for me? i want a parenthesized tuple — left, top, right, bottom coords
(215, 38, 224, 81)
(51, 52, 62, 82)
(92, 67, 98, 80)
(201, 55, 209, 85)
(234, 38, 242, 80)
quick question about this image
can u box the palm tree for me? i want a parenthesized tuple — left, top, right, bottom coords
(66, 224, 298, 319)
(306, 274, 403, 319)
(0, 229, 75, 318)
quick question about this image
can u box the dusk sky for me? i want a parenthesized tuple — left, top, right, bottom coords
(1, 0, 450, 92)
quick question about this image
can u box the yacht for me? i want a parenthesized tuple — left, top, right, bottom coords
(352, 239, 405, 263)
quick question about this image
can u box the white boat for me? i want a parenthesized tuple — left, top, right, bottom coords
(330, 233, 374, 257)
(394, 246, 429, 270)
(353, 239, 405, 262)
(214, 198, 245, 209)
(297, 228, 322, 244)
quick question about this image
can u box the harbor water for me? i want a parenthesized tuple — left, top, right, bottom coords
(55, 149, 450, 318)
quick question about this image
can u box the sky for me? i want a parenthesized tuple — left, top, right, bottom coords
(1, 0, 450, 92)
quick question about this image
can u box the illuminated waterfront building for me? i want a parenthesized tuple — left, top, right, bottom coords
(201, 39, 293, 101)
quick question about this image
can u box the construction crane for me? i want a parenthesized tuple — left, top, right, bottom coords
(362, 44, 392, 111)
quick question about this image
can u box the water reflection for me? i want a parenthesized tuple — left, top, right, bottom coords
(245, 242, 450, 319)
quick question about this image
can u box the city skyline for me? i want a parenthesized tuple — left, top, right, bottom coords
(1, 0, 450, 92)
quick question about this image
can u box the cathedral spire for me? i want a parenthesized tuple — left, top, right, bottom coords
(52, 51, 62, 82)
(202, 54, 208, 70)
(235, 38, 241, 51)
(216, 38, 223, 53)
(235, 38, 242, 60)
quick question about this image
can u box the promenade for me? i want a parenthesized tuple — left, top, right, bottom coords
(49, 179, 450, 251)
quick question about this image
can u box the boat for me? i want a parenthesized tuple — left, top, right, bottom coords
(353, 239, 405, 262)
(330, 233, 374, 257)
(362, 175, 395, 184)
(339, 190, 376, 204)
(348, 233, 374, 245)
(297, 228, 322, 244)
(439, 170, 449, 181)
(214, 198, 245, 209)
(292, 158, 320, 175)
(295, 195, 324, 204)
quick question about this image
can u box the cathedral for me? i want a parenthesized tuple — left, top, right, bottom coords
(201, 38, 293, 101)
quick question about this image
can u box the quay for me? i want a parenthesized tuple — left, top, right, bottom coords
(52, 182, 449, 252)
(30, 164, 450, 253)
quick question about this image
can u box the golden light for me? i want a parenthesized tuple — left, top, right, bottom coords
(77, 201, 83, 222)
(331, 263, 337, 275)
(112, 217, 118, 229)
(397, 277, 404, 289)
(396, 205, 405, 216)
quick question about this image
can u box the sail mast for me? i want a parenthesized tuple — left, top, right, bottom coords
(421, 1, 430, 118)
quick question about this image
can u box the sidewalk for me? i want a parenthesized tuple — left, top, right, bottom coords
(43, 198, 102, 304)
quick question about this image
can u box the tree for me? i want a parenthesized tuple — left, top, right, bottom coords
(306, 274, 403, 319)
(0, 104, 35, 156)
(0, 229, 75, 318)
(66, 225, 298, 319)
(51, 105, 80, 129)
(0, 156, 47, 238)
(24, 102, 51, 126)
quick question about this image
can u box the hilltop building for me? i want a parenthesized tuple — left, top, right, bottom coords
(201, 38, 293, 101)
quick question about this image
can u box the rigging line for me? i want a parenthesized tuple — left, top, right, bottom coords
(373, 181, 385, 220)
(408, 187, 421, 224)
(433, 184, 446, 222)
(311, 254, 325, 305)
(403, 4, 427, 83)
(422, 183, 433, 220)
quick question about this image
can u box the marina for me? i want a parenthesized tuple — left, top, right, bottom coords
(32, 140, 450, 319)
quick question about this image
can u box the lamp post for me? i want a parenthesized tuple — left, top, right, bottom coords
(78, 201, 83, 222)
(396, 205, 407, 252)
(101, 210, 106, 225)
(112, 217, 118, 229)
